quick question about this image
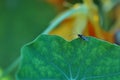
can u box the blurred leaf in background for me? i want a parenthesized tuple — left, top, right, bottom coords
(99, 0, 120, 31)
(0, 68, 12, 80)
(44, 0, 120, 44)
(47, 0, 65, 11)
(65, 0, 83, 4)
(47, 0, 113, 42)
(0, 0, 57, 76)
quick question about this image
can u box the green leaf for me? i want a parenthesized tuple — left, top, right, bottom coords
(0, 68, 12, 80)
(17, 35, 120, 80)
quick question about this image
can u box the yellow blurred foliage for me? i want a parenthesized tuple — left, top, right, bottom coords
(48, 2, 114, 43)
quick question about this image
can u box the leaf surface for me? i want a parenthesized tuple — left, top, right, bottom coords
(17, 35, 120, 80)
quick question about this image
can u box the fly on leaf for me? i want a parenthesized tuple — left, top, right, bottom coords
(78, 34, 89, 41)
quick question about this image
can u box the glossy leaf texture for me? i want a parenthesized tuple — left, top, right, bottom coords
(17, 35, 120, 80)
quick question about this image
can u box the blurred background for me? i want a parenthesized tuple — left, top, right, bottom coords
(0, 0, 120, 79)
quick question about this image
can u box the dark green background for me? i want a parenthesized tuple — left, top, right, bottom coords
(0, 0, 57, 69)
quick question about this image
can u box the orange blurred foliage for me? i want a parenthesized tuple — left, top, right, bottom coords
(47, 0, 115, 43)
(47, 0, 65, 11)
(49, 17, 114, 42)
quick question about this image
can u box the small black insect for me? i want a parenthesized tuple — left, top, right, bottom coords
(78, 34, 88, 41)
(114, 31, 120, 45)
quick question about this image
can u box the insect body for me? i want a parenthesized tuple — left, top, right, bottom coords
(77, 34, 88, 41)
